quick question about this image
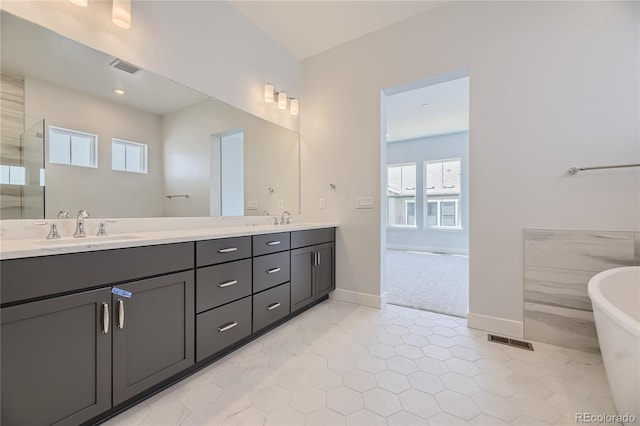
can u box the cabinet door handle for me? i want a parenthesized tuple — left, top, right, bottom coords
(218, 247, 238, 253)
(218, 280, 238, 288)
(102, 303, 109, 334)
(317, 252, 321, 265)
(266, 302, 281, 311)
(313, 251, 319, 266)
(266, 267, 281, 274)
(218, 321, 238, 332)
(266, 241, 281, 246)
(117, 299, 125, 330)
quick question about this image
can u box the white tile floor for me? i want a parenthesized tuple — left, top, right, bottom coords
(105, 300, 618, 426)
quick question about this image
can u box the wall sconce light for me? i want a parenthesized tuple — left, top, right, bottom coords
(112, 0, 131, 29)
(264, 83, 275, 103)
(290, 98, 299, 116)
(69, 0, 88, 6)
(264, 84, 299, 116)
(277, 91, 287, 110)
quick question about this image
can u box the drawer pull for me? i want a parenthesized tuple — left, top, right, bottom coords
(266, 267, 281, 274)
(102, 303, 109, 334)
(117, 299, 125, 330)
(218, 247, 238, 253)
(218, 280, 238, 288)
(218, 321, 238, 332)
(266, 302, 281, 311)
(266, 241, 281, 246)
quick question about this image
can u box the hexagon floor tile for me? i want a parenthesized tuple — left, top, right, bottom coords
(105, 300, 616, 426)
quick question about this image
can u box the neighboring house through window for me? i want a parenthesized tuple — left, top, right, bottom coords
(425, 158, 461, 228)
(387, 163, 416, 227)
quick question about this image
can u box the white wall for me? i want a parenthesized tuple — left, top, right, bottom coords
(25, 77, 163, 218)
(1, 0, 300, 132)
(300, 2, 640, 335)
(162, 100, 299, 217)
(386, 132, 469, 254)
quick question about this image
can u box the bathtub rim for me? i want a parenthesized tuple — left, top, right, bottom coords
(588, 266, 640, 338)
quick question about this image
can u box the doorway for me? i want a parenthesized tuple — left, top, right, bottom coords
(210, 130, 244, 216)
(382, 72, 469, 318)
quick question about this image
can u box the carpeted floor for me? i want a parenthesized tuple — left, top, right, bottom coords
(385, 249, 469, 318)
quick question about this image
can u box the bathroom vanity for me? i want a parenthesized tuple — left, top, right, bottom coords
(0, 224, 336, 426)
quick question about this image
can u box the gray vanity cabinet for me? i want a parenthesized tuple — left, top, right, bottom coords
(1, 288, 111, 426)
(290, 229, 336, 312)
(112, 271, 194, 405)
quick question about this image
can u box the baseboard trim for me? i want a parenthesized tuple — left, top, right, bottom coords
(330, 288, 383, 308)
(467, 312, 523, 338)
(386, 244, 469, 256)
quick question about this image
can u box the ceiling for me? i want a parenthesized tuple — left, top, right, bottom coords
(228, 1, 444, 60)
(386, 77, 469, 142)
(1, 12, 208, 116)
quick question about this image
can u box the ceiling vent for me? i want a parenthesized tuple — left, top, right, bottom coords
(109, 58, 142, 75)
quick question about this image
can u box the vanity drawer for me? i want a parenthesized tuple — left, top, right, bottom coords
(253, 251, 290, 293)
(291, 228, 335, 249)
(253, 282, 290, 333)
(196, 296, 252, 362)
(252, 232, 290, 256)
(196, 237, 251, 267)
(196, 259, 252, 313)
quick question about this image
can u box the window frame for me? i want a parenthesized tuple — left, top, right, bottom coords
(48, 126, 98, 168)
(386, 162, 417, 228)
(111, 138, 148, 174)
(424, 158, 462, 230)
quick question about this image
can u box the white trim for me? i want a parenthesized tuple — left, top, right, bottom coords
(330, 288, 383, 308)
(386, 244, 468, 256)
(467, 312, 524, 338)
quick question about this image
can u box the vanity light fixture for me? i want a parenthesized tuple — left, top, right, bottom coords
(264, 84, 299, 115)
(290, 98, 299, 116)
(112, 0, 131, 29)
(69, 0, 88, 6)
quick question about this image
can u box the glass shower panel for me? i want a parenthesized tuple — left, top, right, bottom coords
(21, 118, 45, 219)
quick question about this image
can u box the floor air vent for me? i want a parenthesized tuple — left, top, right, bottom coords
(487, 334, 534, 351)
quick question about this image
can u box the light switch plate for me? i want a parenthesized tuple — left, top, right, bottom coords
(319, 198, 326, 209)
(247, 200, 258, 210)
(355, 196, 374, 209)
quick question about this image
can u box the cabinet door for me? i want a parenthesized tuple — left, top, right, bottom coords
(112, 271, 194, 405)
(290, 246, 315, 312)
(314, 242, 335, 298)
(1, 288, 111, 426)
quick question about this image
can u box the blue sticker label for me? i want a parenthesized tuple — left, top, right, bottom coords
(112, 287, 132, 298)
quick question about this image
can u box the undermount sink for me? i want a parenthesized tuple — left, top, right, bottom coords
(34, 235, 143, 246)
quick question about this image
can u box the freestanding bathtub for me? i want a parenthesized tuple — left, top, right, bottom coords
(588, 266, 640, 425)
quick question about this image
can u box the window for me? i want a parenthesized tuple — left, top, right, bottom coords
(0, 165, 26, 185)
(425, 159, 461, 228)
(112, 139, 147, 174)
(49, 126, 97, 168)
(387, 163, 416, 227)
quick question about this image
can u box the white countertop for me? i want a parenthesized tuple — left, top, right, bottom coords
(0, 223, 337, 260)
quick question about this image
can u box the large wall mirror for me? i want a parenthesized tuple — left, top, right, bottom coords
(0, 11, 300, 220)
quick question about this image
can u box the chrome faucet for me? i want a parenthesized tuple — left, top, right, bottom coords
(280, 211, 291, 225)
(73, 209, 90, 238)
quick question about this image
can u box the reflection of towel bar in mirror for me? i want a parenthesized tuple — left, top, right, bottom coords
(568, 163, 640, 175)
(166, 195, 190, 199)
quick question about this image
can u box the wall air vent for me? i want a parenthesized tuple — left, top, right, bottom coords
(488, 334, 534, 351)
(109, 58, 142, 75)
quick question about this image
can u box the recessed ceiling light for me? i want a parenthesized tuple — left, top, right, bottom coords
(114, 89, 125, 95)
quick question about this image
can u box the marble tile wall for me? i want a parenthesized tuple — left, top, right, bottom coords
(1, 72, 25, 219)
(524, 229, 640, 353)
